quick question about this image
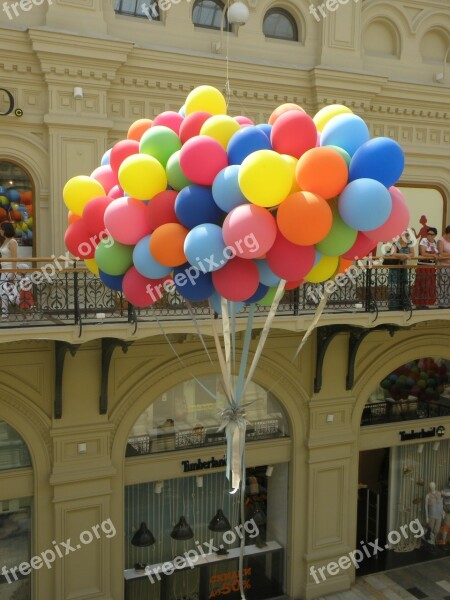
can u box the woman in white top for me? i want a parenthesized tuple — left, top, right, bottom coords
(0, 221, 18, 319)
(437, 225, 450, 308)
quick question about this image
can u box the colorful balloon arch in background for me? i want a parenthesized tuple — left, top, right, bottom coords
(63, 84, 409, 309)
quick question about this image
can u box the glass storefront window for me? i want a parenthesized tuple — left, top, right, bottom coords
(362, 357, 450, 426)
(0, 162, 34, 256)
(0, 421, 31, 471)
(126, 376, 289, 456)
(124, 463, 288, 599)
(0, 496, 32, 598)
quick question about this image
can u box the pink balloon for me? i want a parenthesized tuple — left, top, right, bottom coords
(266, 230, 315, 280)
(271, 111, 317, 159)
(153, 111, 184, 135)
(64, 219, 96, 259)
(82, 196, 114, 237)
(179, 111, 212, 144)
(104, 197, 152, 245)
(222, 204, 277, 258)
(91, 165, 119, 194)
(341, 232, 377, 260)
(364, 187, 410, 241)
(110, 140, 140, 174)
(109, 184, 125, 199)
(234, 116, 254, 126)
(147, 190, 179, 231)
(179, 136, 229, 186)
(212, 258, 259, 301)
(123, 266, 170, 307)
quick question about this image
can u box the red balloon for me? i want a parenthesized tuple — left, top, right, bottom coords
(179, 111, 212, 144)
(266, 230, 315, 280)
(153, 111, 184, 135)
(341, 231, 377, 260)
(82, 196, 115, 237)
(179, 136, 228, 186)
(109, 184, 124, 199)
(271, 111, 317, 159)
(222, 204, 277, 258)
(122, 266, 171, 307)
(91, 165, 118, 194)
(212, 258, 259, 302)
(285, 279, 304, 290)
(234, 116, 254, 125)
(64, 219, 96, 259)
(147, 190, 179, 231)
(110, 140, 140, 174)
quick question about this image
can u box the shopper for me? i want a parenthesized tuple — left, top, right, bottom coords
(411, 227, 439, 308)
(437, 226, 450, 308)
(0, 222, 18, 320)
(386, 232, 415, 310)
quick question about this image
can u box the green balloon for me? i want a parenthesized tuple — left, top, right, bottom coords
(166, 151, 193, 191)
(326, 145, 352, 167)
(139, 125, 182, 168)
(257, 286, 278, 307)
(95, 237, 133, 275)
(316, 201, 358, 256)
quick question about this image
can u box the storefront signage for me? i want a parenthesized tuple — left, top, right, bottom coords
(181, 456, 226, 472)
(209, 567, 252, 598)
(0, 88, 23, 117)
(399, 425, 445, 441)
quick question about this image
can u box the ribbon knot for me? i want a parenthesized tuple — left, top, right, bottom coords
(218, 406, 249, 491)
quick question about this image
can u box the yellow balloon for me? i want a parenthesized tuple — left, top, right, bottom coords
(118, 154, 167, 200)
(305, 255, 339, 283)
(313, 104, 353, 133)
(200, 115, 241, 149)
(63, 176, 105, 216)
(185, 85, 227, 116)
(281, 154, 301, 195)
(84, 258, 99, 276)
(239, 150, 292, 207)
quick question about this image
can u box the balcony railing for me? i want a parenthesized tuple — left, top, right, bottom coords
(0, 259, 449, 329)
(361, 398, 450, 426)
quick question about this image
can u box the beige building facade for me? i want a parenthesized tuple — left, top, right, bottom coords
(0, 1, 449, 599)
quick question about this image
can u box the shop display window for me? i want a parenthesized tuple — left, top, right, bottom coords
(124, 464, 288, 599)
(0, 497, 32, 599)
(0, 162, 34, 255)
(126, 376, 289, 456)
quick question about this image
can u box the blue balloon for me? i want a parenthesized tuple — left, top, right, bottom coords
(175, 185, 224, 228)
(349, 137, 405, 188)
(6, 189, 20, 203)
(338, 179, 392, 231)
(99, 270, 124, 291)
(101, 148, 112, 166)
(227, 127, 272, 165)
(179, 104, 186, 117)
(133, 235, 172, 279)
(173, 264, 214, 301)
(256, 259, 281, 287)
(209, 292, 244, 315)
(256, 124, 272, 139)
(321, 114, 370, 157)
(184, 224, 227, 272)
(212, 166, 248, 212)
(0, 186, 5, 195)
(245, 283, 269, 303)
(313, 250, 322, 266)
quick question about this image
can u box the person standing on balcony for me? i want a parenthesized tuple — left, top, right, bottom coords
(411, 227, 439, 308)
(0, 221, 18, 320)
(386, 232, 415, 310)
(437, 226, 450, 308)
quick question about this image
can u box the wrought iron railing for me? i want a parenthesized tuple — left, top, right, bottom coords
(0, 258, 449, 328)
(361, 399, 450, 426)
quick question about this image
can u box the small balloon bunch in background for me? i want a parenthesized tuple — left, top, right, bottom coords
(0, 187, 33, 244)
(63, 85, 410, 310)
(381, 358, 449, 401)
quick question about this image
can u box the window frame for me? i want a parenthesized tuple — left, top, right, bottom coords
(263, 7, 299, 42)
(192, 0, 231, 32)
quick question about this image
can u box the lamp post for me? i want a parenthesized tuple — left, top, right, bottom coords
(213, 0, 250, 53)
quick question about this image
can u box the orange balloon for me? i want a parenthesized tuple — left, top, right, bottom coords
(149, 223, 189, 267)
(26, 205, 33, 217)
(127, 118, 153, 142)
(68, 211, 81, 225)
(21, 191, 33, 204)
(296, 147, 348, 200)
(269, 103, 305, 126)
(277, 191, 332, 246)
(10, 210, 22, 221)
(0, 207, 7, 222)
(336, 257, 353, 275)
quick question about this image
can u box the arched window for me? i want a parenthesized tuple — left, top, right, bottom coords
(114, 0, 161, 20)
(0, 161, 34, 254)
(192, 0, 230, 31)
(263, 7, 298, 42)
(126, 375, 289, 456)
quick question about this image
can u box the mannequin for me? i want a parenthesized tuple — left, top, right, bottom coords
(441, 479, 450, 544)
(425, 482, 444, 544)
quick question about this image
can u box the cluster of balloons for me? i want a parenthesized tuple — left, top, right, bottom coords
(381, 358, 449, 401)
(0, 187, 33, 243)
(63, 85, 410, 309)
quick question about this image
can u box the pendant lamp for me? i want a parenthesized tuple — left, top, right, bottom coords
(131, 522, 156, 547)
(170, 516, 194, 540)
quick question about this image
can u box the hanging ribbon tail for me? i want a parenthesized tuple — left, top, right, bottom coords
(235, 303, 255, 406)
(221, 297, 233, 397)
(208, 301, 234, 405)
(218, 406, 248, 490)
(185, 299, 214, 365)
(292, 288, 330, 361)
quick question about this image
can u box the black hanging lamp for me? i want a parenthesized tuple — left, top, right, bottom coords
(131, 522, 156, 547)
(208, 508, 231, 555)
(170, 516, 194, 540)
